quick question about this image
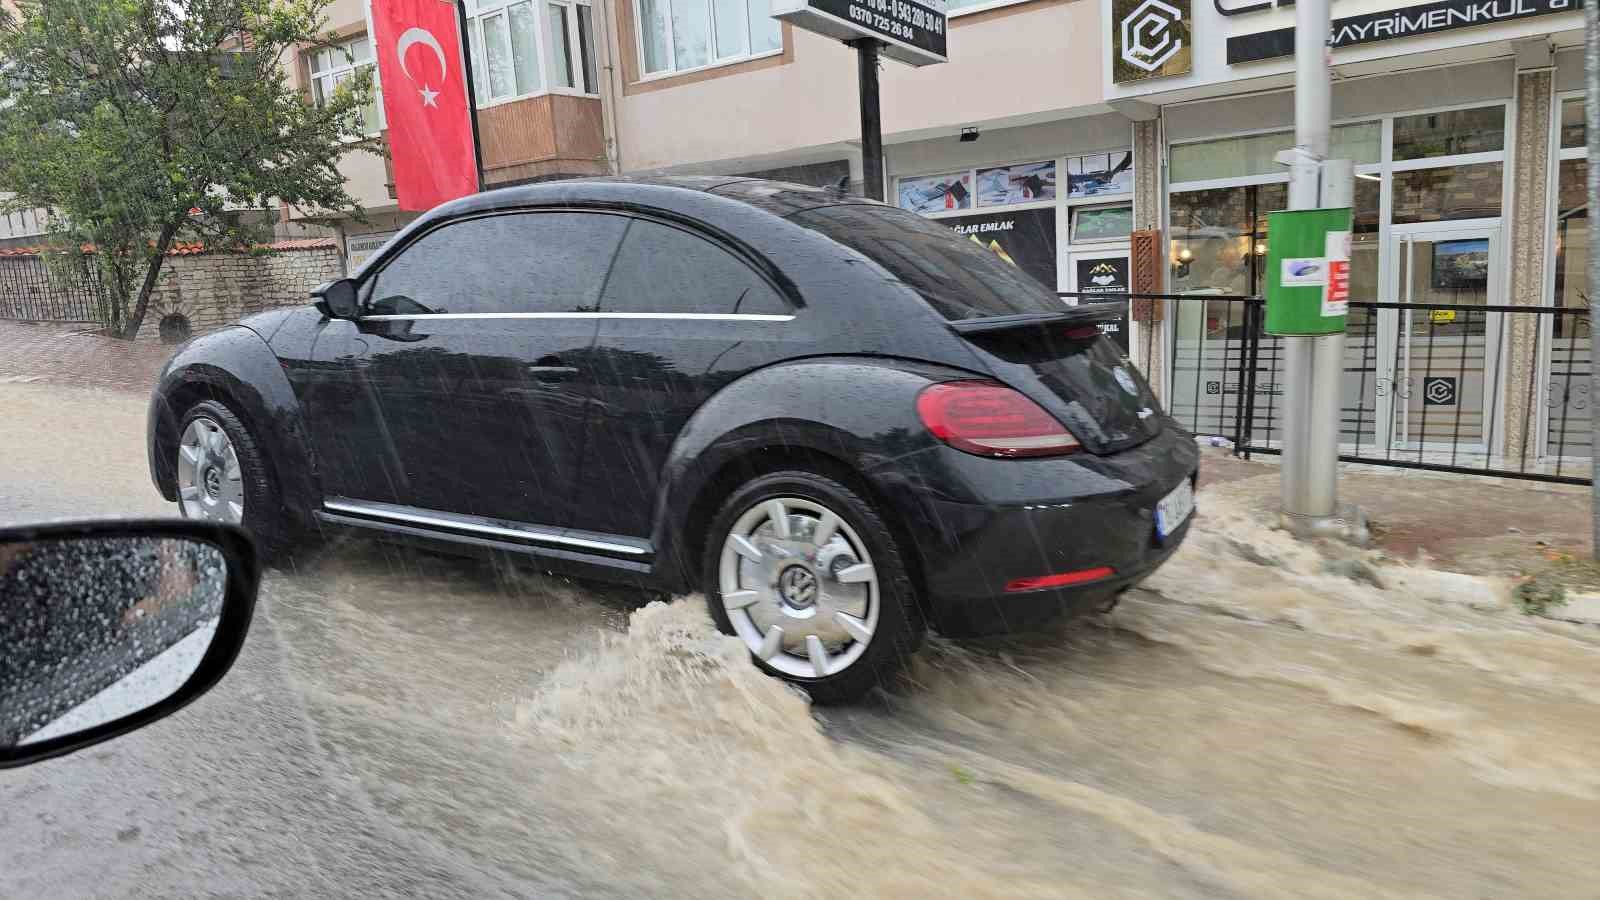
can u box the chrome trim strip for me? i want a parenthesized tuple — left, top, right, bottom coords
(323, 499, 648, 555)
(360, 312, 794, 322)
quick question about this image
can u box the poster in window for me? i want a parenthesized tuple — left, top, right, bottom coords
(976, 161, 1056, 206)
(1072, 205, 1134, 241)
(899, 172, 973, 214)
(1073, 255, 1131, 351)
(1067, 152, 1134, 198)
(1430, 238, 1490, 290)
(941, 208, 1058, 290)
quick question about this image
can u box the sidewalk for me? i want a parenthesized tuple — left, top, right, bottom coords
(0, 320, 173, 392)
(1196, 445, 1593, 582)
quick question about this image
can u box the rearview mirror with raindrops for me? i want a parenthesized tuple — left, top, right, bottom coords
(0, 520, 259, 768)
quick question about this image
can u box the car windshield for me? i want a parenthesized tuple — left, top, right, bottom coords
(789, 203, 1064, 321)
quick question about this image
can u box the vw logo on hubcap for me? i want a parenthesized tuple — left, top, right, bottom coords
(779, 566, 819, 608)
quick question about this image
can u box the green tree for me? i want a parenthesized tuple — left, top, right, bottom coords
(0, 0, 376, 338)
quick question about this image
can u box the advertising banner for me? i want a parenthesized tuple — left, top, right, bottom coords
(941, 208, 1058, 290)
(1074, 255, 1132, 351)
(1264, 207, 1352, 335)
(772, 0, 947, 65)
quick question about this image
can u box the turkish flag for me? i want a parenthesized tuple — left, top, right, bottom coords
(372, 0, 479, 211)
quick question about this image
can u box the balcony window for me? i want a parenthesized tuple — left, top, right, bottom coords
(467, 0, 598, 104)
(307, 37, 382, 136)
(636, 0, 782, 77)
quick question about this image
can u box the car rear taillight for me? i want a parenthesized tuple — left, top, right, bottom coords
(916, 380, 1082, 458)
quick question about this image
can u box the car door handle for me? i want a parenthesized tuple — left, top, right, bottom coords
(526, 365, 580, 381)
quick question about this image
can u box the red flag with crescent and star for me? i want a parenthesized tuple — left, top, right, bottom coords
(371, 0, 479, 211)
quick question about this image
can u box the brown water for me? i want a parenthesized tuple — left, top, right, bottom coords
(6, 381, 1600, 897)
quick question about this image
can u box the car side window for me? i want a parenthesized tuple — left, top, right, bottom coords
(599, 219, 788, 316)
(368, 211, 628, 315)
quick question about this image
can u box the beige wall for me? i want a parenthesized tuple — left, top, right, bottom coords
(285, 0, 399, 217)
(613, 0, 1107, 174)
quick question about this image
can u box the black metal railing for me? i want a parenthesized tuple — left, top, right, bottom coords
(1064, 291, 1592, 486)
(0, 255, 106, 323)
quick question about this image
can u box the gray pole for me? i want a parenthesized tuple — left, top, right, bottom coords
(1587, 0, 1600, 558)
(1279, 0, 1363, 541)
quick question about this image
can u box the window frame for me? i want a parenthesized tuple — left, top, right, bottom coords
(360, 208, 793, 318)
(632, 0, 785, 82)
(600, 214, 794, 315)
(465, 0, 599, 108)
(306, 35, 383, 137)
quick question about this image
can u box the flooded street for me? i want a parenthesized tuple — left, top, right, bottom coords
(5, 380, 1600, 897)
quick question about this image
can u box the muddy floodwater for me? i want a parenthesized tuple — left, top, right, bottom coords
(4, 382, 1600, 897)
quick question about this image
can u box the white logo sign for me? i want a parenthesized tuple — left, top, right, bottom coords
(1120, 0, 1184, 72)
(396, 27, 449, 107)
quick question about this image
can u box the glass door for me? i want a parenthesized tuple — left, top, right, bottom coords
(1378, 223, 1503, 452)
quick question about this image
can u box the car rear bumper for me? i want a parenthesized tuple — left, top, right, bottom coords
(867, 419, 1199, 637)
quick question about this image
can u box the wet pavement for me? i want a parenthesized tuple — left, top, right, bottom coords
(4, 355, 1600, 897)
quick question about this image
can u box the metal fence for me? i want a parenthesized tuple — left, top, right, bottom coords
(0, 255, 106, 323)
(1096, 292, 1592, 486)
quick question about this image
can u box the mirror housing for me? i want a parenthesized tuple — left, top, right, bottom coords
(0, 520, 259, 769)
(312, 278, 360, 319)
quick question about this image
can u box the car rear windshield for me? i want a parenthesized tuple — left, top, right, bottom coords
(788, 203, 1064, 321)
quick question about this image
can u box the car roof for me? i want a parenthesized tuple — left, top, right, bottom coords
(414, 175, 884, 229)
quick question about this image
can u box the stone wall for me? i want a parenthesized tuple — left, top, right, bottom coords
(136, 241, 342, 342)
(0, 239, 343, 342)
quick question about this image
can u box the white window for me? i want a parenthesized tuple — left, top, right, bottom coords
(307, 37, 382, 136)
(467, 0, 598, 104)
(636, 0, 782, 78)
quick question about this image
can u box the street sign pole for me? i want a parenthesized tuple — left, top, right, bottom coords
(853, 39, 885, 201)
(1278, 0, 1366, 541)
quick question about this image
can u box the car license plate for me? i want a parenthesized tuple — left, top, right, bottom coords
(1155, 479, 1195, 538)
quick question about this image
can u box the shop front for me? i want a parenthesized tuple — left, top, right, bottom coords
(886, 115, 1141, 352)
(1101, 0, 1587, 466)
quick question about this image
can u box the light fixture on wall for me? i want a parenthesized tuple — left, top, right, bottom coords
(1175, 246, 1194, 280)
(960, 127, 980, 143)
(1255, 241, 1268, 256)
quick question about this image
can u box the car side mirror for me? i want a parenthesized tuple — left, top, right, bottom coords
(0, 520, 259, 769)
(313, 278, 361, 320)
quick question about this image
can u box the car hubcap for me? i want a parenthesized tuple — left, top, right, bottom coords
(718, 496, 879, 679)
(177, 417, 245, 525)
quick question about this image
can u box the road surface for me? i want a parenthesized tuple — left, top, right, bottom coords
(3, 380, 1600, 898)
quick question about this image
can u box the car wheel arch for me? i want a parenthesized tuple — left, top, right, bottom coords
(152, 361, 318, 524)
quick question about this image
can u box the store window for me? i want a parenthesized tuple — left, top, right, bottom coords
(1549, 132, 1591, 458)
(1390, 163, 1503, 224)
(1071, 204, 1132, 242)
(306, 37, 381, 136)
(1392, 106, 1504, 160)
(467, 0, 598, 103)
(636, 0, 782, 77)
(1168, 124, 1379, 183)
(1561, 98, 1585, 150)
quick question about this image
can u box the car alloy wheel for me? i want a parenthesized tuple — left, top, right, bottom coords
(177, 416, 245, 525)
(718, 496, 879, 679)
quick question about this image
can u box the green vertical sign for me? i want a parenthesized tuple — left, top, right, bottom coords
(1265, 207, 1352, 336)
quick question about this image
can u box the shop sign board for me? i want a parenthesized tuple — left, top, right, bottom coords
(1265, 208, 1351, 335)
(345, 230, 398, 273)
(772, 0, 947, 66)
(942, 208, 1058, 290)
(1073, 256, 1133, 351)
(1111, 0, 1193, 82)
(1228, 0, 1586, 64)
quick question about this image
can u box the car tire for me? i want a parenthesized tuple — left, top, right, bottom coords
(176, 399, 299, 561)
(702, 470, 925, 704)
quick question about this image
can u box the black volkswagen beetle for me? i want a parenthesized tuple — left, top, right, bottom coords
(147, 176, 1197, 701)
